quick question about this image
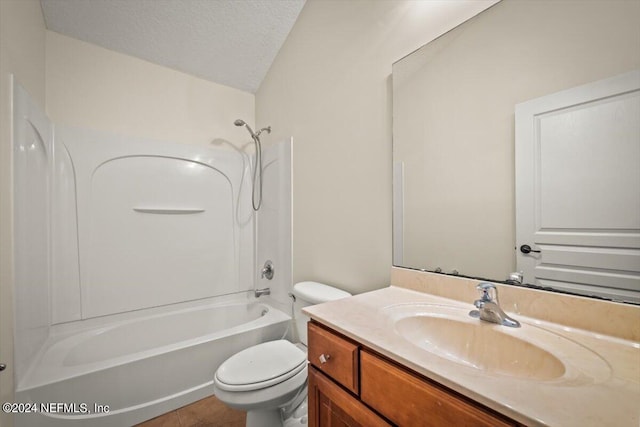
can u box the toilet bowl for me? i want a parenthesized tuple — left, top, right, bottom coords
(213, 281, 351, 427)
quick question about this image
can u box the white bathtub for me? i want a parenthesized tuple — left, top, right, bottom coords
(16, 300, 290, 427)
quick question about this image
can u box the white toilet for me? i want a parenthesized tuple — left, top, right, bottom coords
(213, 281, 351, 427)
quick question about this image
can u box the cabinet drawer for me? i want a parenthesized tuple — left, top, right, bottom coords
(308, 322, 359, 394)
(361, 350, 516, 427)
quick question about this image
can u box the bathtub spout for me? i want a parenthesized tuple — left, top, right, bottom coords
(255, 288, 271, 298)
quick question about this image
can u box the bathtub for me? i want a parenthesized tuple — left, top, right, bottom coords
(15, 300, 290, 427)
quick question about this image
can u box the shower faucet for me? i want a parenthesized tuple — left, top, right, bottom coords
(261, 260, 274, 280)
(254, 261, 274, 298)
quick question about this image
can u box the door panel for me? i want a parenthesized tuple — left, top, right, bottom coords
(516, 70, 640, 302)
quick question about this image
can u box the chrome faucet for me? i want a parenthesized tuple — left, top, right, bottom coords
(261, 260, 274, 280)
(469, 282, 520, 328)
(254, 260, 274, 298)
(254, 288, 271, 298)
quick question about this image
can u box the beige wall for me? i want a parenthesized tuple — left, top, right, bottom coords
(46, 31, 255, 146)
(256, 0, 495, 294)
(0, 1, 47, 425)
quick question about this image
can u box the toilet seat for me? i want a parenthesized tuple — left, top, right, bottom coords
(214, 340, 307, 392)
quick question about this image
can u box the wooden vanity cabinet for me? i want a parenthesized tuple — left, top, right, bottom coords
(307, 321, 359, 394)
(307, 321, 521, 427)
(309, 366, 392, 427)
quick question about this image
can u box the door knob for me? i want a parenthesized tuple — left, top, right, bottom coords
(520, 244, 541, 254)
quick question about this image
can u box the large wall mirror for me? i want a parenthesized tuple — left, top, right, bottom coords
(392, 0, 640, 303)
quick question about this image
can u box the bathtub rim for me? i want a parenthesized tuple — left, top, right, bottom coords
(18, 296, 291, 391)
(51, 291, 256, 334)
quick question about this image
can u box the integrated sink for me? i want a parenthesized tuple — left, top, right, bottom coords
(394, 314, 564, 380)
(383, 303, 611, 384)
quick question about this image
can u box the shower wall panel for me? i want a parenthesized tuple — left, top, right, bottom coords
(51, 137, 81, 323)
(57, 127, 253, 319)
(256, 139, 292, 313)
(12, 82, 52, 381)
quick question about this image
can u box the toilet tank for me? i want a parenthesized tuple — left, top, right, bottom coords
(292, 281, 351, 345)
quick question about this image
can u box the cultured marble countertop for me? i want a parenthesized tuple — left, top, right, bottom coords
(303, 286, 640, 427)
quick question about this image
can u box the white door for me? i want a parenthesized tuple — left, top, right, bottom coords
(515, 70, 640, 303)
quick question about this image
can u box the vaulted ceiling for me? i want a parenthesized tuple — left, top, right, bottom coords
(40, 0, 306, 93)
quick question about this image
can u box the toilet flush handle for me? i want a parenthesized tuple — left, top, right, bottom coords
(319, 354, 331, 364)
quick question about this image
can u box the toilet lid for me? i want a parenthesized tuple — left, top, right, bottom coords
(215, 340, 307, 392)
(293, 281, 351, 304)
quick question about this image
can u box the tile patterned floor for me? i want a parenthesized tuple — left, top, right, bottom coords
(135, 395, 246, 427)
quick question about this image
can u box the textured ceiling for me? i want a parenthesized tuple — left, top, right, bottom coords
(40, 0, 306, 93)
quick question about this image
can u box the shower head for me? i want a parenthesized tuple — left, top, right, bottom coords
(234, 119, 271, 139)
(234, 119, 256, 138)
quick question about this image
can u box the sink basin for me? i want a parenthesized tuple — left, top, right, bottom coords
(383, 304, 611, 383)
(395, 314, 564, 380)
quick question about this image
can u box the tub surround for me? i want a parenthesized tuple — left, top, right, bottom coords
(303, 268, 640, 426)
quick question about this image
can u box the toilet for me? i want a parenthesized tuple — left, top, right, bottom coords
(213, 281, 351, 427)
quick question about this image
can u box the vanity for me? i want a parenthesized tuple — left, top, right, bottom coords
(303, 268, 640, 427)
(307, 321, 519, 426)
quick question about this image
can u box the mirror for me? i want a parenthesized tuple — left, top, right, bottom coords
(392, 0, 640, 303)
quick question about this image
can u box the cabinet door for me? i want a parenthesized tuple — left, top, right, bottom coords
(361, 351, 516, 427)
(308, 366, 391, 427)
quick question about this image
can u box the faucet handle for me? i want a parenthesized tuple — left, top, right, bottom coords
(476, 282, 498, 303)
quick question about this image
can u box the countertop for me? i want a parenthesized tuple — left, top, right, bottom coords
(303, 286, 640, 427)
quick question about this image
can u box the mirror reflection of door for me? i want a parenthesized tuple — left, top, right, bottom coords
(392, 0, 640, 303)
(516, 70, 640, 303)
